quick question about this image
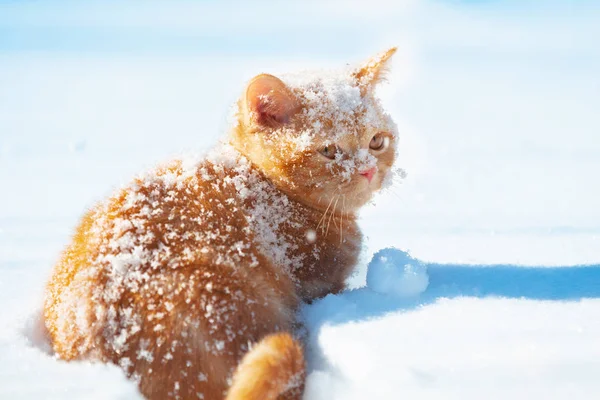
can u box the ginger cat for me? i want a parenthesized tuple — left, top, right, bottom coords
(44, 48, 399, 400)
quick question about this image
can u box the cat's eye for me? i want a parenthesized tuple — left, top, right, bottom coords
(369, 133, 389, 152)
(319, 144, 340, 160)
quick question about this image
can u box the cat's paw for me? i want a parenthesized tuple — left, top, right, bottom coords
(366, 248, 429, 297)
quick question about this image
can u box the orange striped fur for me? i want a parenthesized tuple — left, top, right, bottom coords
(44, 48, 398, 400)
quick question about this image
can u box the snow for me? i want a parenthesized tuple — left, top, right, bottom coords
(303, 297, 600, 400)
(366, 248, 429, 297)
(2, 0, 600, 399)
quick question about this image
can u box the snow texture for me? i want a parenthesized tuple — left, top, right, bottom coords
(366, 248, 429, 297)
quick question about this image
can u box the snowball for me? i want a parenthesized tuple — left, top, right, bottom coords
(366, 248, 429, 297)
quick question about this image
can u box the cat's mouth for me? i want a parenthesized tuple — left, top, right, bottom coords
(359, 167, 377, 183)
(331, 171, 380, 209)
(338, 168, 381, 191)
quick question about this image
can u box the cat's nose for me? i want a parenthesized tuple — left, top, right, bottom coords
(359, 167, 377, 183)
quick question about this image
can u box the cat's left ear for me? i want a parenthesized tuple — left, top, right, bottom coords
(352, 47, 397, 95)
(245, 74, 299, 128)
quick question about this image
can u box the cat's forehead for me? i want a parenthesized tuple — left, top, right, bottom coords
(281, 70, 386, 140)
(282, 70, 361, 111)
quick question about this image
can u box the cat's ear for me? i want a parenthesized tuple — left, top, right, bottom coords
(352, 47, 397, 95)
(245, 74, 299, 128)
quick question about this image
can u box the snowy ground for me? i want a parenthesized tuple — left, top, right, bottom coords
(2, 1, 600, 399)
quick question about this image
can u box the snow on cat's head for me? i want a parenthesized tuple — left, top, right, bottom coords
(231, 48, 399, 212)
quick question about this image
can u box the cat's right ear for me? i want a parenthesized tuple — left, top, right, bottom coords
(353, 47, 397, 96)
(245, 74, 299, 128)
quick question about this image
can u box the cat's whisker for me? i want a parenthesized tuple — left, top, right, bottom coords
(387, 188, 407, 204)
(326, 195, 340, 236)
(332, 195, 340, 230)
(317, 196, 335, 233)
(339, 195, 346, 244)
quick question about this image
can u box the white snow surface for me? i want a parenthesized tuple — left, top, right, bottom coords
(2, 1, 600, 399)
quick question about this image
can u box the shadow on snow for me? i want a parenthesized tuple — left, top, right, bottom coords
(303, 250, 600, 329)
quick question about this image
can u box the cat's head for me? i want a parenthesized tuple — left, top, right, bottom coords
(231, 48, 399, 214)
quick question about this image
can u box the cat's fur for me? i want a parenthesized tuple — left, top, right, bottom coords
(43, 48, 398, 400)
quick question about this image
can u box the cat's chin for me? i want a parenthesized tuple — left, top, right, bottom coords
(339, 187, 377, 212)
(349, 177, 385, 209)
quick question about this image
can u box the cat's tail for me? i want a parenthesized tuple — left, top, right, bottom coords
(226, 332, 305, 400)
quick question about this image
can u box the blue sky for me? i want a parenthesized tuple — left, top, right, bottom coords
(0, 0, 395, 56)
(1, 0, 599, 59)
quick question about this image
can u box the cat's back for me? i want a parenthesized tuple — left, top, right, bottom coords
(44, 149, 296, 361)
(48, 152, 254, 283)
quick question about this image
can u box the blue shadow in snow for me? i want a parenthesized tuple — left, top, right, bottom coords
(303, 251, 600, 329)
(426, 262, 600, 300)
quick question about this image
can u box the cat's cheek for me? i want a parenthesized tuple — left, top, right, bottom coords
(374, 171, 390, 192)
